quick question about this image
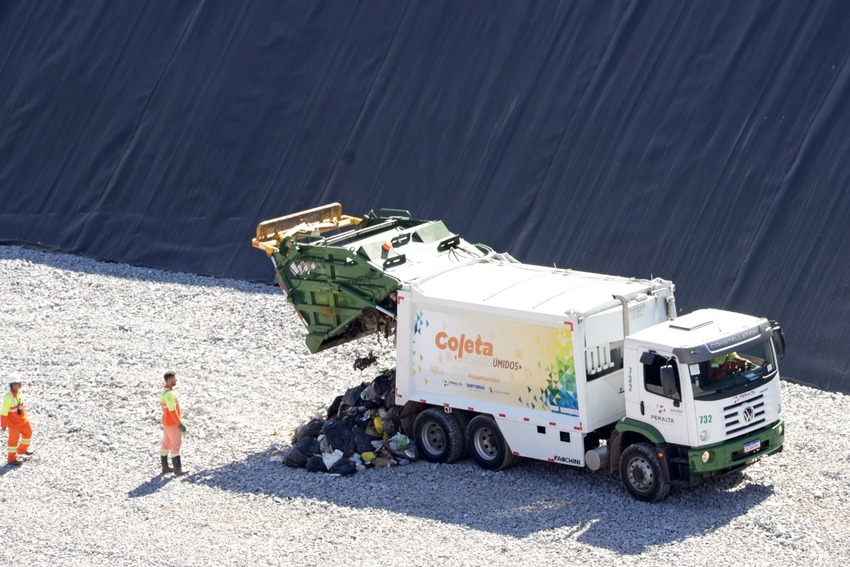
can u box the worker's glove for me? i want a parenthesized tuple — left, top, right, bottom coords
(178, 424, 186, 432)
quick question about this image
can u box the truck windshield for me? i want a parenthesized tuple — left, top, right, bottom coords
(689, 339, 777, 400)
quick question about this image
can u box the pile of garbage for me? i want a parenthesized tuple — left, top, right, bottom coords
(271, 369, 418, 475)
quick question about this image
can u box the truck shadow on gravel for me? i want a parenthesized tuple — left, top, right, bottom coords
(186, 450, 773, 554)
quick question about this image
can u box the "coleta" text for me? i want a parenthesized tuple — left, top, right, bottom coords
(435, 331, 493, 359)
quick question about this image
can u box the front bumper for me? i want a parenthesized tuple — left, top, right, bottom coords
(688, 419, 785, 475)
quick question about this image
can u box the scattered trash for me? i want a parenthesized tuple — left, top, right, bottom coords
(352, 351, 378, 371)
(322, 449, 344, 470)
(272, 369, 418, 474)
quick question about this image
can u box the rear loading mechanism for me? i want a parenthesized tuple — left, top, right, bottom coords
(253, 203, 489, 352)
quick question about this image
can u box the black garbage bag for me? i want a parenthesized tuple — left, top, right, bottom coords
(326, 394, 343, 419)
(322, 416, 356, 457)
(382, 419, 398, 437)
(352, 427, 379, 453)
(354, 411, 372, 426)
(282, 446, 309, 468)
(328, 459, 357, 476)
(296, 436, 320, 457)
(305, 455, 328, 473)
(368, 370, 395, 402)
(293, 417, 324, 443)
(342, 383, 368, 407)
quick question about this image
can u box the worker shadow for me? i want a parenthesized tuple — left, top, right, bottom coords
(0, 465, 20, 477)
(127, 473, 175, 498)
(186, 450, 773, 553)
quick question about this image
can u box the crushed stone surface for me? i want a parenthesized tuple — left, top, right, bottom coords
(1, 245, 848, 566)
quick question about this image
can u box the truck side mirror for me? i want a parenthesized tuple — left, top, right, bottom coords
(770, 320, 786, 361)
(640, 352, 657, 365)
(661, 365, 678, 399)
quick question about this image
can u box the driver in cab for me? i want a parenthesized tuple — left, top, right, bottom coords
(708, 352, 748, 382)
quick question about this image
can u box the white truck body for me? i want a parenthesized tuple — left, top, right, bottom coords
(395, 256, 675, 466)
(392, 254, 784, 501)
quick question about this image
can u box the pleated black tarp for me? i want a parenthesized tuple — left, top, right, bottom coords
(1, 2, 848, 392)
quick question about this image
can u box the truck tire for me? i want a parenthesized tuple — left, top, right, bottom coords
(413, 408, 465, 464)
(451, 409, 472, 457)
(466, 415, 515, 471)
(619, 442, 671, 502)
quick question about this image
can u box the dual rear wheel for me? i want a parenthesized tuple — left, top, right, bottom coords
(412, 409, 515, 470)
(412, 408, 465, 464)
(465, 415, 516, 471)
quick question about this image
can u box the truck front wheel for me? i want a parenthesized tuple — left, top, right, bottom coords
(413, 408, 465, 463)
(466, 415, 515, 471)
(619, 442, 671, 502)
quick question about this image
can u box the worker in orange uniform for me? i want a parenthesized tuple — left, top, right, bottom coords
(160, 370, 187, 475)
(1, 374, 33, 467)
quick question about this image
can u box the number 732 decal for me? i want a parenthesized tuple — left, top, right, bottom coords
(699, 414, 713, 424)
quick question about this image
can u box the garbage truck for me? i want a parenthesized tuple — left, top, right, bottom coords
(253, 203, 786, 502)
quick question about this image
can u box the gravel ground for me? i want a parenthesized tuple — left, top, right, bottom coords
(1, 245, 848, 567)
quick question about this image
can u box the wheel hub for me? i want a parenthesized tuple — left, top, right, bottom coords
(422, 422, 446, 453)
(627, 457, 654, 492)
(473, 427, 497, 460)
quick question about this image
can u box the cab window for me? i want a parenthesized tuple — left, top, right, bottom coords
(641, 352, 681, 401)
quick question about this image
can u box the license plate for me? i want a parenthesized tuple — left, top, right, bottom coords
(744, 439, 761, 453)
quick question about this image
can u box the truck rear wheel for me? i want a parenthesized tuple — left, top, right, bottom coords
(413, 408, 465, 463)
(466, 415, 515, 471)
(619, 442, 670, 502)
(451, 409, 472, 457)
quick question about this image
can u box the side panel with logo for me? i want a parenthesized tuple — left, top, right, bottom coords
(408, 307, 579, 418)
(637, 350, 690, 446)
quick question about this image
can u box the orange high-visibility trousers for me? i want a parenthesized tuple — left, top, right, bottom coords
(7, 420, 32, 463)
(160, 425, 182, 458)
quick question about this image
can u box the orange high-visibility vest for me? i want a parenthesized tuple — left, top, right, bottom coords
(160, 387, 182, 426)
(1, 390, 28, 428)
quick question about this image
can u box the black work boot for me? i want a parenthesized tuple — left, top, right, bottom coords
(172, 456, 187, 476)
(161, 455, 173, 474)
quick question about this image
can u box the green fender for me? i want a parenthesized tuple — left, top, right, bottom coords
(610, 418, 669, 478)
(615, 417, 666, 444)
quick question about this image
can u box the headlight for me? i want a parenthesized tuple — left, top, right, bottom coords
(779, 423, 784, 436)
(699, 430, 708, 441)
(701, 451, 711, 463)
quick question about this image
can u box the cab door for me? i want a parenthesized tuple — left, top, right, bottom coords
(636, 350, 689, 446)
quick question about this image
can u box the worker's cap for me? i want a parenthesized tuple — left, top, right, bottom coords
(6, 374, 22, 386)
